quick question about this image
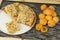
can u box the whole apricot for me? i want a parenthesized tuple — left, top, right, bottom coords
(46, 16, 52, 21)
(41, 26, 48, 33)
(40, 19, 47, 25)
(49, 6, 55, 11)
(53, 17, 59, 23)
(43, 8, 53, 16)
(40, 4, 47, 10)
(52, 12, 57, 17)
(48, 20, 56, 27)
(36, 24, 43, 31)
(39, 13, 45, 19)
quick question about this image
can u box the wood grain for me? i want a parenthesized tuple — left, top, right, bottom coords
(7, 0, 60, 4)
(0, 0, 2, 5)
(0, 37, 22, 40)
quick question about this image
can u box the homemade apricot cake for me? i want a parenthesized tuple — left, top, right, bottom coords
(2, 3, 35, 26)
(6, 21, 20, 34)
(2, 3, 35, 33)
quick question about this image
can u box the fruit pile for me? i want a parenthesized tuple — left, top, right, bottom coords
(36, 4, 59, 32)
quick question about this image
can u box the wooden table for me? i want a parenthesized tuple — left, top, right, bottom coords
(7, 0, 60, 4)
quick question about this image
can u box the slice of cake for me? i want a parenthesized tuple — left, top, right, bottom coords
(17, 4, 35, 26)
(6, 21, 20, 34)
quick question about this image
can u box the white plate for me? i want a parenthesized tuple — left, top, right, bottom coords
(0, 10, 36, 35)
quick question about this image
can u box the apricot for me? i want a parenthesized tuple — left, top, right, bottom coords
(36, 24, 43, 31)
(52, 12, 57, 17)
(48, 20, 56, 27)
(39, 13, 45, 19)
(43, 8, 53, 16)
(40, 4, 47, 10)
(53, 17, 59, 23)
(40, 19, 47, 25)
(41, 26, 48, 33)
(46, 16, 52, 21)
(49, 6, 55, 11)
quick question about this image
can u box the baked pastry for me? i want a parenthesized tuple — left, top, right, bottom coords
(2, 3, 19, 18)
(17, 4, 35, 26)
(6, 21, 20, 34)
(2, 3, 35, 27)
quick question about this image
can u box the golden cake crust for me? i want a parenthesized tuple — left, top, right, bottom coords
(2, 3, 35, 27)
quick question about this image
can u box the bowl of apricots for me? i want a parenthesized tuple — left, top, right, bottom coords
(36, 4, 59, 33)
